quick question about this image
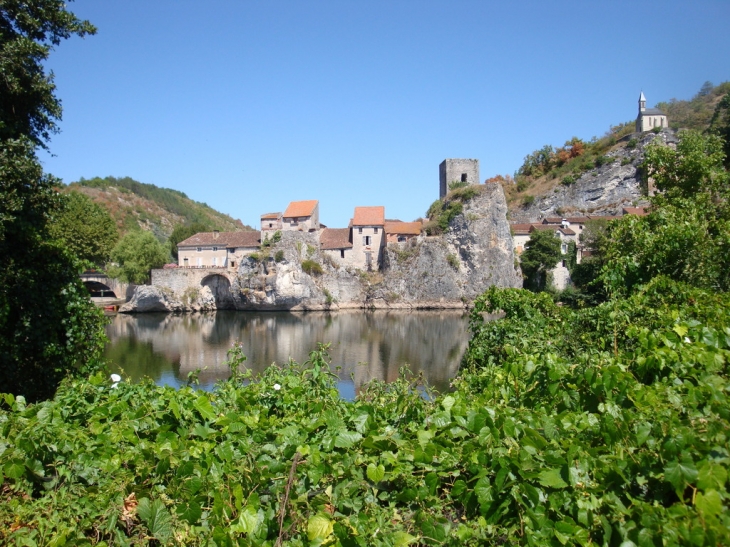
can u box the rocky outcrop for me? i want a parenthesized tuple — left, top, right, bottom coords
(509, 129, 678, 223)
(122, 185, 521, 312)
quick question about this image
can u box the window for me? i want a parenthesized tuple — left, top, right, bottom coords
(269, 223, 273, 228)
(363, 236, 371, 246)
(340, 249, 345, 258)
(358, 227, 362, 234)
(197, 247, 202, 252)
(374, 227, 378, 234)
(213, 247, 218, 251)
(561, 243, 567, 254)
(461, 173, 467, 182)
(398, 236, 406, 242)
(184, 258, 189, 267)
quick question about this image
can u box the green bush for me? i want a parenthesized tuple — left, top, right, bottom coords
(301, 259, 323, 276)
(626, 138, 638, 149)
(446, 253, 459, 270)
(594, 155, 611, 168)
(561, 174, 576, 186)
(274, 250, 285, 262)
(523, 195, 535, 207)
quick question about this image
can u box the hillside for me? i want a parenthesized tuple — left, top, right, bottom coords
(497, 81, 729, 220)
(63, 176, 251, 241)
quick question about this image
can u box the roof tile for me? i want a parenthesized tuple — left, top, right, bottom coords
(283, 200, 318, 218)
(352, 206, 385, 226)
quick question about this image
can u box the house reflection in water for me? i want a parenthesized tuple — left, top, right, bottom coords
(105, 310, 470, 396)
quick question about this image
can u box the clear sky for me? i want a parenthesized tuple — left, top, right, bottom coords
(41, 0, 730, 229)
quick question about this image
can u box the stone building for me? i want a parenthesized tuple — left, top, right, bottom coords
(385, 220, 422, 244)
(177, 231, 260, 269)
(260, 212, 282, 232)
(282, 200, 320, 231)
(439, 159, 480, 199)
(320, 228, 354, 266)
(636, 91, 668, 132)
(350, 206, 385, 271)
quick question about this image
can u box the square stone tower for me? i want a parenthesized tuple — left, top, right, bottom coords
(439, 159, 480, 199)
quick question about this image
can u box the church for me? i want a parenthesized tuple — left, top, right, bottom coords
(635, 91, 668, 132)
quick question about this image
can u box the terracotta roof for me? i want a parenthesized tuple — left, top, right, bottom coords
(385, 221, 421, 235)
(178, 231, 260, 248)
(320, 228, 352, 250)
(564, 216, 591, 223)
(261, 212, 281, 219)
(283, 200, 318, 218)
(530, 225, 575, 236)
(622, 207, 649, 216)
(542, 217, 564, 224)
(510, 223, 533, 235)
(352, 206, 385, 226)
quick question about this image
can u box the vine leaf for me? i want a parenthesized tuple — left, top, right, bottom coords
(137, 498, 172, 542)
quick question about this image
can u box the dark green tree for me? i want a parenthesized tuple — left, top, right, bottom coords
(168, 222, 210, 260)
(0, 1, 103, 402)
(49, 191, 119, 267)
(108, 231, 169, 284)
(708, 93, 730, 168)
(520, 229, 562, 292)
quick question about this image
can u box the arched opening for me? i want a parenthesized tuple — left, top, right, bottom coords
(84, 281, 118, 298)
(201, 274, 234, 309)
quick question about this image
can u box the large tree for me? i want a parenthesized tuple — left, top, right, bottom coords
(520, 229, 562, 292)
(49, 191, 119, 267)
(168, 222, 210, 260)
(108, 230, 169, 285)
(0, 1, 104, 402)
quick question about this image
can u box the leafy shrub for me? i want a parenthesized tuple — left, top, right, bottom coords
(446, 253, 459, 270)
(516, 178, 530, 192)
(301, 259, 323, 276)
(626, 138, 638, 149)
(594, 155, 611, 168)
(561, 174, 576, 186)
(274, 250, 285, 262)
(523, 195, 535, 207)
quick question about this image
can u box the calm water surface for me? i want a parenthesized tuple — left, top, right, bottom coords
(105, 310, 471, 398)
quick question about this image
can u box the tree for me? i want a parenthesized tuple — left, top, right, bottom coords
(708, 93, 730, 168)
(601, 130, 730, 295)
(519, 229, 562, 292)
(168, 222, 210, 260)
(0, 2, 105, 402)
(49, 191, 119, 267)
(108, 231, 169, 284)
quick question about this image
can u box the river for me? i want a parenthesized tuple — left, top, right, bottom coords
(105, 310, 471, 399)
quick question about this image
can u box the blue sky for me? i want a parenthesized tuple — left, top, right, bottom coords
(42, 0, 730, 229)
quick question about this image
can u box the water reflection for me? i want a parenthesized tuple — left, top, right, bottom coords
(105, 310, 470, 397)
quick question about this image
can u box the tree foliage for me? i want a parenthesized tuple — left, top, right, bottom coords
(0, 1, 105, 402)
(108, 230, 169, 284)
(520, 229, 562, 292)
(49, 190, 119, 267)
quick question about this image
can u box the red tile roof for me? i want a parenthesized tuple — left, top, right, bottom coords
(385, 220, 422, 235)
(178, 231, 260, 248)
(320, 228, 352, 250)
(260, 212, 281, 219)
(283, 200, 318, 218)
(352, 206, 385, 226)
(510, 223, 533, 235)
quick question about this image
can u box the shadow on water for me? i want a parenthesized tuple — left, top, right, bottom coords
(105, 310, 472, 398)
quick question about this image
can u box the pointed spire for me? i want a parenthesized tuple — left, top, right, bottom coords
(639, 91, 646, 113)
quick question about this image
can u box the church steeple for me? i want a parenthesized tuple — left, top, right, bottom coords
(639, 91, 646, 113)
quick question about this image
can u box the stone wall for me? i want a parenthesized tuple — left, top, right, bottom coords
(439, 158, 480, 199)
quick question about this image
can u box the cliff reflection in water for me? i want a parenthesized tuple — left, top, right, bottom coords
(105, 310, 470, 395)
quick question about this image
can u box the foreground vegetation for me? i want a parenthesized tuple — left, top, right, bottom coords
(2, 276, 728, 545)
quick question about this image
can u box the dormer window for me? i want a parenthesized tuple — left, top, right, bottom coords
(197, 247, 202, 252)
(213, 247, 218, 251)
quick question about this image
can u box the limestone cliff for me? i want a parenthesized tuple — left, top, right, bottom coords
(509, 129, 678, 223)
(121, 184, 521, 312)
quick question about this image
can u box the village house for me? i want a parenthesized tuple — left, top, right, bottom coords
(350, 206, 386, 271)
(320, 227, 354, 266)
(384, 220, 422, 245)
(260, 212, 282, 232)
(282, 200, 320, 232)
(177, 230, 260, 270)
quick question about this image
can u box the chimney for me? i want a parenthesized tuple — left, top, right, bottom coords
(213, 230, 219, 240)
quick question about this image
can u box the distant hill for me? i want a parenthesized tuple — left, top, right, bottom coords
(63, 176, 252, 241)
(657, 81, 730, 131)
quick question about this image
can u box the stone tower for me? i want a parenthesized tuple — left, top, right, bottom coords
(439, 159, 480, 199)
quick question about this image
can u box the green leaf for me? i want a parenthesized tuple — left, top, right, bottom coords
(665, 457, 698, 491)
(538, 468, 568, 489)
(137, 498, 172, 542)
(307, 513, 334, 542)
(695, 490, 723, 519)
(4, 460, 25, 479)
(441, 395, 456, 412)
(393, 531, 417, 546)
(367, 463, 385, 483)
(194, 394, 216, 421)
(334, 430, 362, 448)
(697, 461, 727, 491)
(177, 500, 202, 524)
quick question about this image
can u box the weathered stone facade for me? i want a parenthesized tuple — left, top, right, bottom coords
(439, 159, 480, 199)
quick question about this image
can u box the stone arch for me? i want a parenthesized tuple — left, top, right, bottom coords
(84, 281, 117, 298)
(201, 274, 234, 309)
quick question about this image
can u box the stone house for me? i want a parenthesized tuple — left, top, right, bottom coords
(351, 206, 385, 271)
(320, 228, 354, 266)
(260, 212, 282, 232)
(636, 92, 668, 132)
(178, 231, 260, 270)
(385, 220, 422, 244)
(282, 200, 320, 232)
